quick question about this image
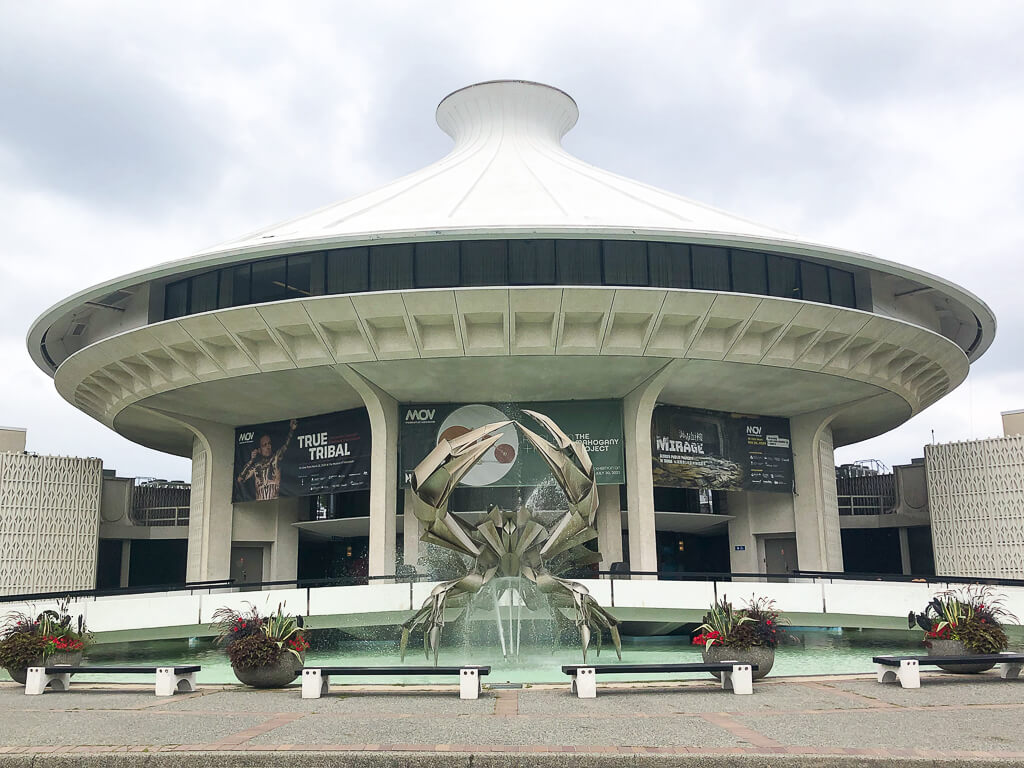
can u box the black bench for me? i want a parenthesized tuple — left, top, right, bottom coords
(25, 665, 201, 696)
(873, 653, 1024, 688)
(562, 661, 757, 697)
(301, 665, 491, 699)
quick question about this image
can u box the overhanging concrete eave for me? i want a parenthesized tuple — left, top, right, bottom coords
(54, 282, 965, 454)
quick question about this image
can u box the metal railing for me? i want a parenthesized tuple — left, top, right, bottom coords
(129, 506, 190, 526)
(5, 569, 1024, 605)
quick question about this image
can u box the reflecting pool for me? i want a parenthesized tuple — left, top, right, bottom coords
(0, 627, 928, 685)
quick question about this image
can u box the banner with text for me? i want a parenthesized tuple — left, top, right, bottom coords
(400, 401, 624, 488)
(651, 405, 793, 493)
(233, 409, 371, 502)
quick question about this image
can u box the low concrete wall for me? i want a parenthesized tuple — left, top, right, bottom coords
(7, 577, 1024, 642)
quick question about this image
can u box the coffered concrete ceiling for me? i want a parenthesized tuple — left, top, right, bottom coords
(348, 355, 668, 404)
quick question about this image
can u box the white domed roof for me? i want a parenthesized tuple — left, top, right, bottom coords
(198, 79, 795, 256)
(26, 79, 996, 375)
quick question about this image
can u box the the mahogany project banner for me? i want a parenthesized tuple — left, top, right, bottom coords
(651, 405, 793, 493)
(399, 400, 624, 488)
(233, 409, 371, 502)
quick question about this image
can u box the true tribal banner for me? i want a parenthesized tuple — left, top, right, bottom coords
(233, 409, 371, 502)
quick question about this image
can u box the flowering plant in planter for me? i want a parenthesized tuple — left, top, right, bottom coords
(692, 595, 786, 681)
(0, 599, 91, 683)
(212, 603, 308, 687)
(693, 595, 786, 650)
(908, 585, 1016, 654)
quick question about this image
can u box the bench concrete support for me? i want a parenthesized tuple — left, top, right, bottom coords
(999, 657, 1023, 680)
(720, 664, 753, 695)
(570, 667, 597, 698)
(155, 667, 197, 696)
(24, 667, 70, 695)
(459, 667, 481, 700)
(302, 668, 329, 699)
(876, 659, 920, 689)
(25, 666, 198, 696)
(301, 667, 484, 699)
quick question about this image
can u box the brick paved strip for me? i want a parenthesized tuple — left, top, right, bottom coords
(493, 690, 519, 716)
(699, 712, 784, 749)
(5, 748, 1024, 766)
(209, 712, 307, 747)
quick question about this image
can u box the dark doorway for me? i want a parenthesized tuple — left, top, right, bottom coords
(655, 531, 730, 575)
(230, 546, 264, 587)
(95, 539, 122, 590)
(907, 527, 935, 575)
(841, 528, 902, 574)
(297, 537, 369, 584)
(764, 537, 798, 578)
(127, 539, 187, 587)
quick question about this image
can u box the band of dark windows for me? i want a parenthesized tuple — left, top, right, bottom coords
(163, 240, 858, 320)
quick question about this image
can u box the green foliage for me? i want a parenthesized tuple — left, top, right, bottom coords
(953, 617, 1009, 654)
(227, 632, 283, 670)
(0, 610, 37, 642)
(695, 596, 754, 650)
(1, 597, 91, 660)
(694, 594, 787, 650)
(909, 585, 1017, 654)
(0, 632, 48, 670)
(211, 604, 264, 646)
(212, 602, 307, 665)
(262, 604, 301, 643)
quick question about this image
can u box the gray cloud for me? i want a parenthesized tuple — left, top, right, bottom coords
(3, 0, 1023, 478)
(0, 18, 228, 213)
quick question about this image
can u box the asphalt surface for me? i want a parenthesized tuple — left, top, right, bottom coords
(0, 671, 1023, 765)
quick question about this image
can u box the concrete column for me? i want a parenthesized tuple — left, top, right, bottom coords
(402, 488, 421, 569)
(118, 539, 131, 588)
(270, 498, 300, 582)
(898, 527, 912, 575)
(790, 409, 844, 573)
(335, 365, 398, 579)
(184, 421, 236, 582)
(726, 490, 797, 574)
(622, 361, 684, 578)
(596, 484, 623, 570)
(725, 494, 759, 574)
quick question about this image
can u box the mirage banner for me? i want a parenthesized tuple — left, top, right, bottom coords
(651, 405, 793, 493)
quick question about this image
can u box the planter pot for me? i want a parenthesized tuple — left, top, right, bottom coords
(232, 652, 303, 688)
(927, 638, 996, 673)
(6, 650, 84, 685)
(701, 644, 774, 680)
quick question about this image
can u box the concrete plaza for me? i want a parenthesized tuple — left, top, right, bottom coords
(0, 672, 1023, 765)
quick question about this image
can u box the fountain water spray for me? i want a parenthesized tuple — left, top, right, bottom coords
(399, 411, 621, 665)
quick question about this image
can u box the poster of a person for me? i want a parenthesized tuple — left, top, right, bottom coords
(236, 419, 297, 501)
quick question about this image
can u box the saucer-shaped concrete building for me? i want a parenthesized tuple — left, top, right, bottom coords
(27, 81, 994, 586)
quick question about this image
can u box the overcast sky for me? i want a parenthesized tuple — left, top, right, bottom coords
(2, 1, 1023, 481)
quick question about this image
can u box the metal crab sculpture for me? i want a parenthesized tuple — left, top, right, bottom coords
(400, 410, 621, 665)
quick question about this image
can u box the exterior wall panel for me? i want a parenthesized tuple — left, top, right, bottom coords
(0, 453, 101, 595)
(926, 436, 1024, 579)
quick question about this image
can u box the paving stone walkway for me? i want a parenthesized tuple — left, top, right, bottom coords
(1, 672, 1023, 765)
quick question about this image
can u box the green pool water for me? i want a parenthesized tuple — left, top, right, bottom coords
(0, 628, 928, 685)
